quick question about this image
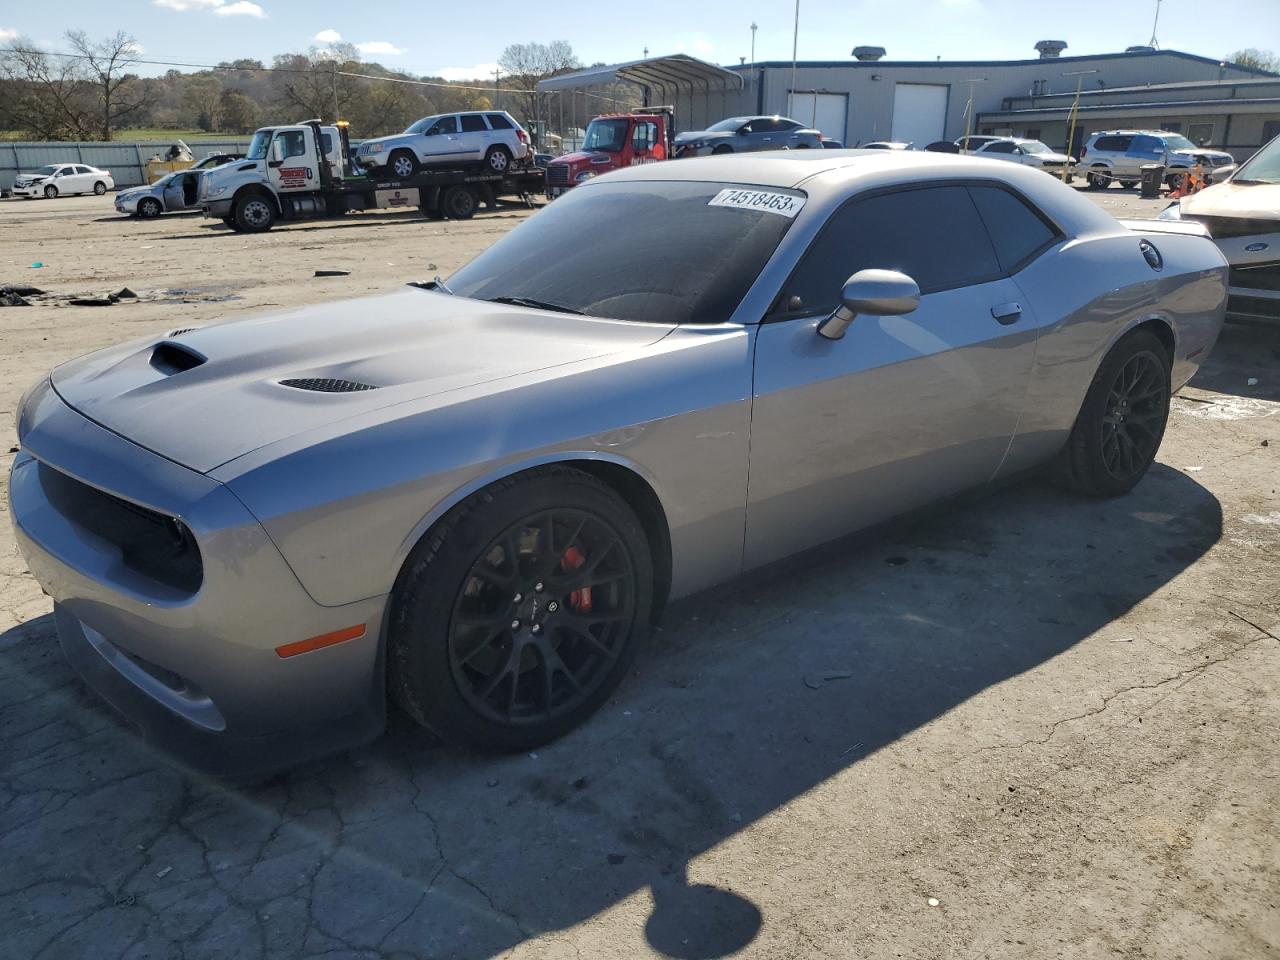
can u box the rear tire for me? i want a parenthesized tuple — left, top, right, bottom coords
(484, 145, 513, 174)
(388, 466, 654, 753)
(441, 185, 477, 220)
(1086, 169, 1108, 190)
(93, 181, 107, 195)
(1053, 328, 1170, 497)
(233, 192, 276, 232)
(389, 149, 419, 179)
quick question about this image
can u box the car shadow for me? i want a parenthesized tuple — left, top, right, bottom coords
(1188, 321, 1280, 402)
(0, 465, 1222, 958)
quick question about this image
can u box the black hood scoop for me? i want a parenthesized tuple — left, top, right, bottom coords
(279, 377, 380, 393)
(150, 341, 206, 375)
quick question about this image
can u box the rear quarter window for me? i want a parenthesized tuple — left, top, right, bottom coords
(968, 185, 1060, 273)
(486, 113, 514, 130)
(1094, 135, 1133, 152)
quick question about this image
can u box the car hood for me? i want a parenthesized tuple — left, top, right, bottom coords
(1180, 179, 1280, 220)
(1034, 152, 1073, 163)
(1170, 149, 1234, 164)
(548, 150, 613, 167)
(358, 133, 414, 150)
(17, 173, 49, 181)
(50, 287, 675, 473)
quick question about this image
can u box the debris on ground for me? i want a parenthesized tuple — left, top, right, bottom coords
(0, 290, 30, 307)
(113, 287, 137, 299)
(314, 269, 351, 277)
(69, 297, 116, 307)
(804, 670, 855, 689)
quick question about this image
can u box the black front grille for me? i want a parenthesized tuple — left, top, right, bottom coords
(1229, 261, 1280, 292)
(279, 377, 379, 393)
(1184, 215, 1276, 240)
(546, 164, 570, 185)
(37, 463, 203, 594)
(1227, 293, 1280, 322)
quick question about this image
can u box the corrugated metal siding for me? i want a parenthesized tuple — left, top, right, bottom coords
(0, 139, 252, 190)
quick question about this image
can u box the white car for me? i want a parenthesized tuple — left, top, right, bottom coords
(972, 138, 1075, 178)
(355, 111, 531, 177)
(12, 163, 114, 199)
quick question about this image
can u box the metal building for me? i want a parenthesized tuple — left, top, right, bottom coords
(540, 46, 1275, 155)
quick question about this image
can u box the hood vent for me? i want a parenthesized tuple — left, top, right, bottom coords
(279, 377, 380, 393)
(150, 341, 206, 375)
(167, 326, 202, 337)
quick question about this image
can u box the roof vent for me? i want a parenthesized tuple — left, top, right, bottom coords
(1125, 45, 1155, 53)
(1035, 40, 1068, 59)
(852, 46, 886, 61)
(279, 377, 379, 393)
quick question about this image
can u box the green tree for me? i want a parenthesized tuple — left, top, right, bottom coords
(218, 89, 259, 133)
(182, 74, 223, 131)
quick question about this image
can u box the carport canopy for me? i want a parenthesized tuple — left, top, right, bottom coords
(536, 54, 743, 104)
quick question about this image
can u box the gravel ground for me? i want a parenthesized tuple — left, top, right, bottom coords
(0, 186, 1276, 960)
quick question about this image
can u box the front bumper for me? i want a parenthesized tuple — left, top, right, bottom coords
(115, 195, 143, 214)
(1218, 231, 1280, 325)
(12, 182, 47, 197)
(202, 198, 234, 218)
(10, 382, 388, 777)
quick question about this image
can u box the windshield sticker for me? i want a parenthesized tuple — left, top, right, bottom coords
(708, 189, 805, 218)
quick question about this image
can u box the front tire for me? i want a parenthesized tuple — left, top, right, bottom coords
(711, 144, 733, 155)
(388, 466, 654, 753)
(484, 145, 513, 174)
(43, 184, 58, 199)
(1053, 329, 1170, 497)
(233, 192, 276, 232)
(389, 149, 419, 179)
(138, 197, 162, 218)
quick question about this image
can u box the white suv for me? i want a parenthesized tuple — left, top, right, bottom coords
(1079, 130, 1235, 189)
(356, 111, 530, 177)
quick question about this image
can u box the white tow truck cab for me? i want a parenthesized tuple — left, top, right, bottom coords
(200, 119, 544, 232)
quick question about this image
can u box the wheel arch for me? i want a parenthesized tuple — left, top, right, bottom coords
(233, 182, 281, 213)
(392, 453, 674, 626)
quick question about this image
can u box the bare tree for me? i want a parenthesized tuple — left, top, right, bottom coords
(498, 41, 581, 129)
(0, 39, 96, 139)
(1228, 48, 1280, 72)
(65, 31, 150, 140)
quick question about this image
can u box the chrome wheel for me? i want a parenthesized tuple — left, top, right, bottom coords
(241, 198, 272, 228)
(447, 509, 636, 726)
(486, 147, 510, 173)
(391, 152, 417, 178)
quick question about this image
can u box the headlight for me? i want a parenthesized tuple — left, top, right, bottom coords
(368, 143, 383, 153)
(1157, 202, 1182, 221)
(690, 141, 706, 150)
(574, 170, 597, 182)
(206, 185, 229, 198)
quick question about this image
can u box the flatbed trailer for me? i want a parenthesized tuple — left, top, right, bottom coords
(200, 120, 545, 232)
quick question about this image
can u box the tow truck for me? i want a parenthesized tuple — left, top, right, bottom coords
(201, 120, 545, 232)
(544, 107, 674, 198)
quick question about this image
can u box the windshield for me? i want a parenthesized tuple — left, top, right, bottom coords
(404, 115, 440, 135)
(449, 180, 802, 324)
(1021, 140, 1053, 155)
(707, 117, 752, 133)
(246, 129, 273, 160)
(582, 118, 629, 152)
(1234, 134, 1280, 184)
(33, 165, 59, 176)
(1162, 134, 1198, 152)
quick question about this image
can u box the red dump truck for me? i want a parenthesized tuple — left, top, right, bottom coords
(544, 107, 674, 198)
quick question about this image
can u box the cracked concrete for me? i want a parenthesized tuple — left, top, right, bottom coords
(1, 192, 1278, 959)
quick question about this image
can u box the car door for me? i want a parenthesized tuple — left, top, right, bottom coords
(457, 113, 489, 161)
(162, 174, 185, 210)
(745, 183, 1040, 568)
(1125, 135, 1165, 176)
(744, 118, 784, 151)
(73, 165, 97, 192)
(54, 165, 79, 193)
(267, 128, 319, 195)
(420, 115, 462, 163)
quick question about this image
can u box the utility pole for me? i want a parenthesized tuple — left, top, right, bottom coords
(332, 60, 339, 122)
(961, 77, 987, 149)
(751, 21, 758, 64)
(790, 1, 800, 117)
(492, 67, 501, 109)
(1062, 69, 1098, 183)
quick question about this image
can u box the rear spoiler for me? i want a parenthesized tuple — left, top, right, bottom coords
(1117, 217, 1210, 238)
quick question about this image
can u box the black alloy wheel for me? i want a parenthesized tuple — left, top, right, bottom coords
(448, 508, 636, 726)
(1100, 351, 1166, 482)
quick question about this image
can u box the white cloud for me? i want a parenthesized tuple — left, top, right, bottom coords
(434, 62, 499, 81)
(152, 0, 265, 16)
(0, 27, 19, 42)
(215, 1, 266, 16)
(314, 28, 341, 44)
(355, 40, 404, 56)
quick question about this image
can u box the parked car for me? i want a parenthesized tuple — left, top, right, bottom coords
(12, 163, 114, 199)
(673, 116, 823, 156)
(114, 168, 202, 218)
(355, 111, 530, 177)
(1161, 133, 1280, 325)
(11, 152, 1226, 775)
(971, 137, 1075, 177)
(956, 135, 1003, 153)
(819, 138, 845, 149)
(1079, 130, 1235, 190)
(860, 141, 912, 150)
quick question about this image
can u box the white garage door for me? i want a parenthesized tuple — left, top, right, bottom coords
(788, 92, 848, 142)
(891, 84, 949, 147)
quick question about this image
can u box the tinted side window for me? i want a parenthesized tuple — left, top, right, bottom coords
(1129, 135, 1161, 153)
(984, 141, 1017, 154)
(486, 113, 513, 130)
(1095, 135, 1133, 152)
(777, 186, 1002, 315)
(968, 186, 1058, 273)
(75, 165, 92, 174)
(460, 114, 486, 132)
(428, 116, 459, 135)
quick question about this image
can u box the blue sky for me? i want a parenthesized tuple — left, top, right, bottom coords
(1, 0, 1276, 81)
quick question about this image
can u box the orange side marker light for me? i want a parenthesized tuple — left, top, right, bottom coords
(275, 624, 366, 658)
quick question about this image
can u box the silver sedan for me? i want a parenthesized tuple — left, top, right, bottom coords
(114, 169, 203, 218)
(11, 152, 1227, 776)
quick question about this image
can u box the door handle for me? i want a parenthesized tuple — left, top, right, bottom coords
(991, 302, 1022, 324)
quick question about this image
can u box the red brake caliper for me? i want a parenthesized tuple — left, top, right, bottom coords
(561, 546, 592, 613)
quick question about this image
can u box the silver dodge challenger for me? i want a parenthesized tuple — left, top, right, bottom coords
(11, 152, 1227, 776)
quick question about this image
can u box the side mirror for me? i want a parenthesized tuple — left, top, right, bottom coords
(817, 269, 920, 340)
(270, 139, 283, 163)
